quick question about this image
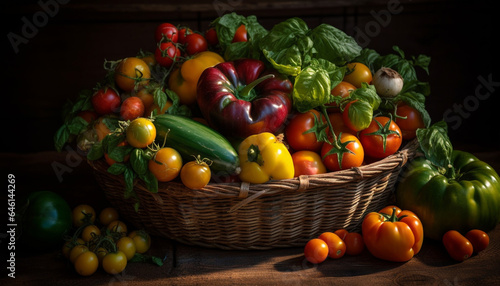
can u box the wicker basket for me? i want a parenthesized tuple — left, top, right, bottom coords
(90, 138, 419, 250)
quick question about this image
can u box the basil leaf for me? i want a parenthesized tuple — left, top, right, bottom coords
(293, 65, 331, 112)
(262, 47, 303, 77)
(130, 148, 148, 175)
(123, 167, 136, 199)
(107, 163, 127, 175)
(87, 141, 104, 161)
(308, 23, 362, 66)
(416, 121, 453, 170)
(346, 100, 373, 131)
(349, 83, 381, 110)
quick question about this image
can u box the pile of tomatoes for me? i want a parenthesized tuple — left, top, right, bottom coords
(304, 229, 364, 264)
(62, 204, 154, 276)
(287, 62, 425, 176)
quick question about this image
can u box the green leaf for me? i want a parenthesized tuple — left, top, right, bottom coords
(130, 148, 148, 175)
(293, 65, 331, 112)
(87, 141, 104, 161)
(308, 23, 362, 66)
(416, 121, 453, 170)
(54, 125, 70, 152)
(130, 253, 164, 266)
(347, 100, 373, 131)
(349, 83, 381, 110)
(107, 163, 128, 175)
(140, 171, 158, 193)
(123, 167, 136, 199)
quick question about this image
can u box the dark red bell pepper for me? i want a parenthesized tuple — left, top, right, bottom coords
(196, 59, 293, 138)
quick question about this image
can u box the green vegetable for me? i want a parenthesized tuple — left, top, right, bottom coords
(17, 191, 72, 250)
(396, 121, 500, 240)
(153, 114, 241, 177)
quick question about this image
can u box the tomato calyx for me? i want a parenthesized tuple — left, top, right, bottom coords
(322, 133, 355, 169)
(362, 116, 400, 153)
(247, 144, 264, 166)
(380, 207, 408, 223)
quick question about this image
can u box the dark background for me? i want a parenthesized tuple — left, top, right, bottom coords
(1, 0, 498, 154)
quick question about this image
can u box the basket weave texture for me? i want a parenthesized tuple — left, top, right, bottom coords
(91, 139, 419, 250)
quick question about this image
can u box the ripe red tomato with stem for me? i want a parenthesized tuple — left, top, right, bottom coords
(318, 232, 346, 259)
(205, 27, 218, 46)
(395, 103, 425, 140)
(285, 109, 324, 152)
(359, 116, 402, 159)
(155, 23, 178, 43)
(91, 87, 121, 115)
(321, 133, 364, 171)
(155, 42, 181, 68)
(178, 27, 193, 45)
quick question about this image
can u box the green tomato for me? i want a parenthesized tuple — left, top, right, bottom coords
(396, 150, 500, 240)
(18, 191, 72, 249)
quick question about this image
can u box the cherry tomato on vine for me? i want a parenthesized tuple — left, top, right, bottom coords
(304, 238, 329, 264)
(344, 232, 364, 255)
(292, 150, 327, 177)
(359, 116, 402, 159)
(74, 251, 98, 276)
(126, 118, 156, 148)
(232, 24, 247, 43)
(318, 232, 346, 259)
(465, 229, 489, 253)
(180, 158, 211, 189)
(329, 81, 356, 110)
(62, 238, 85, 259)
(155, 42, 181, 68)
(442, 230, 473, 262)
(205, 27, 218, 46)
(285, 109, 324, 152)
(95, 247, 108, 264)
(72, 204, 96, 227)
(395, 103, 426, 140)
(81, 224, 101, 242)
(102, 251, 128, 275)
(155, 23, 178, 43)
(117, 236, 137, 261)
(184, 33, 208, 55)
(343, 62, 372, 88)
(135, 88, 155, 112)
(91, 88, 121, 115)
(107, 220, 128, 236)
(99, 207, 119, 226)
(321, 133, 364, 171)
(178, 27, 193, 45)
(115, 57, 151, 92)
(69, 244, 89, 264)
(129, 230, 152, 254)
(148, 147, 183, 182)
(120, 96, 145, 121)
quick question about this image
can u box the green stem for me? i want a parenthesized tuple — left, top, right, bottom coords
(239, 74, 275, 100)
(319, 105, 340, 149)
(247, 144, 264, 166)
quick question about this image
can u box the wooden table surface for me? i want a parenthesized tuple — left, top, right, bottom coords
(1, 150, 500, 285)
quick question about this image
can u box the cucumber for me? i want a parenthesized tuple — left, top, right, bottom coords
(153, 114, 241, 176)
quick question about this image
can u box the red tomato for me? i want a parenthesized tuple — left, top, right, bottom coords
(465, 229, 489, 253)
(318, 232, 346, 259)
(304, 238, 328, 264)
(359, 116, 402, 159)
(395, 103, 425, 140)
(178, 27, 193, 45)
(91, 88, 121, 115)
(205, 27, 218, 46)
(329, 81, 356, 110)
(120, 96, 145, 121)
(344, 232, 364, 255)
(334, 229, 348, 240)
(326, 112, 355, 137)
(343, 62, 372, 88)
(232, 24, 247, 43)
(285, 110, 324, 152)
(77, 110, 98, 123)
(442, 230, 473, 262)
(292, 150, 327, 177)
(184, 33, 208, 55)
(155, 42, 181, 68)
(155, 23, 178, 43)
(321, 133, 364, 171)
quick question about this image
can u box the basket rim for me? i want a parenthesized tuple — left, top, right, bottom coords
(89, 138, 419, 200)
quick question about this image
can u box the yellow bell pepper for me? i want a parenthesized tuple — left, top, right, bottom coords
(168, 51, 224, 106)
(238, 132, 294, 184)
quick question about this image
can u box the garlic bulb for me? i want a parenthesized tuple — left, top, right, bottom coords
(372, 67, 404, 98)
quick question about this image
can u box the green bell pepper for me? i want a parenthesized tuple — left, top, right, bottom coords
(396, 122, 500, 240)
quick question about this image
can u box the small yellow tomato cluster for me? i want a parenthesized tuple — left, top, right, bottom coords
(63, 204, 152, 276)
